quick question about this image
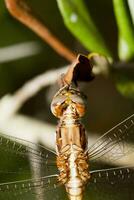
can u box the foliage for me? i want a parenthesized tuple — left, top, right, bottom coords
(56, 0, 112, 58)
(57, 0, 134, 99)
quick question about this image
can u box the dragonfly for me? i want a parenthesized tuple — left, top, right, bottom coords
(0, 83, 134, 200)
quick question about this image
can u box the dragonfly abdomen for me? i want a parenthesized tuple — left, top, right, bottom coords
(57, 144, 90, 200)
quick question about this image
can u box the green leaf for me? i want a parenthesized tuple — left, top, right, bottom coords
(118, 35, 134, 61)
(128, 0, 134, 24)
(56, 0, 112, 59)
(116, 79, 134, 99)
(0, 0, 6, 20)
(113, 0, 134, 61)
(112, 65, 134, 99)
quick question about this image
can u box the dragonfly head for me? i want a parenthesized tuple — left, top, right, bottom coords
(51, 85, 86, 119)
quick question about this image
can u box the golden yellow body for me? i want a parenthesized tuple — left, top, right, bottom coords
(51, 85, 90, 200)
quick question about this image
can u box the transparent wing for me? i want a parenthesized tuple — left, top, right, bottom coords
(0, 174, 61, 200)
(0, 132, 57, 182)
(0, 133, 68, 200)
(87, 114, 134, 164)
(85, 166, 134, 200)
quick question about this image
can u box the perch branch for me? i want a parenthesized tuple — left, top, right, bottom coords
(0, 66, 68, 119)
(5, 0, 76, 62)
(13, 66, 68, 113)
(0, 41, 41, 63)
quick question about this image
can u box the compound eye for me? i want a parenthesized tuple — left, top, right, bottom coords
(71, 94, 86, 117)
(71, 94, 85, 105)
(51, 95, 66, 118)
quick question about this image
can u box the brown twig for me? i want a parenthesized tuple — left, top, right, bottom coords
(5, 0, 76, 62)
(60, 54, 94, 86)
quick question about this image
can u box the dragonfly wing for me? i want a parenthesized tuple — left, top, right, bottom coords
(87, 114, 134, 165)
(0, 174, 62, 200)
(85, 166, 134, 200)
(0, 132, 57, 182)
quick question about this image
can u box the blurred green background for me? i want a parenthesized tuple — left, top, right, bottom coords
(0, 0, 134, 199)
